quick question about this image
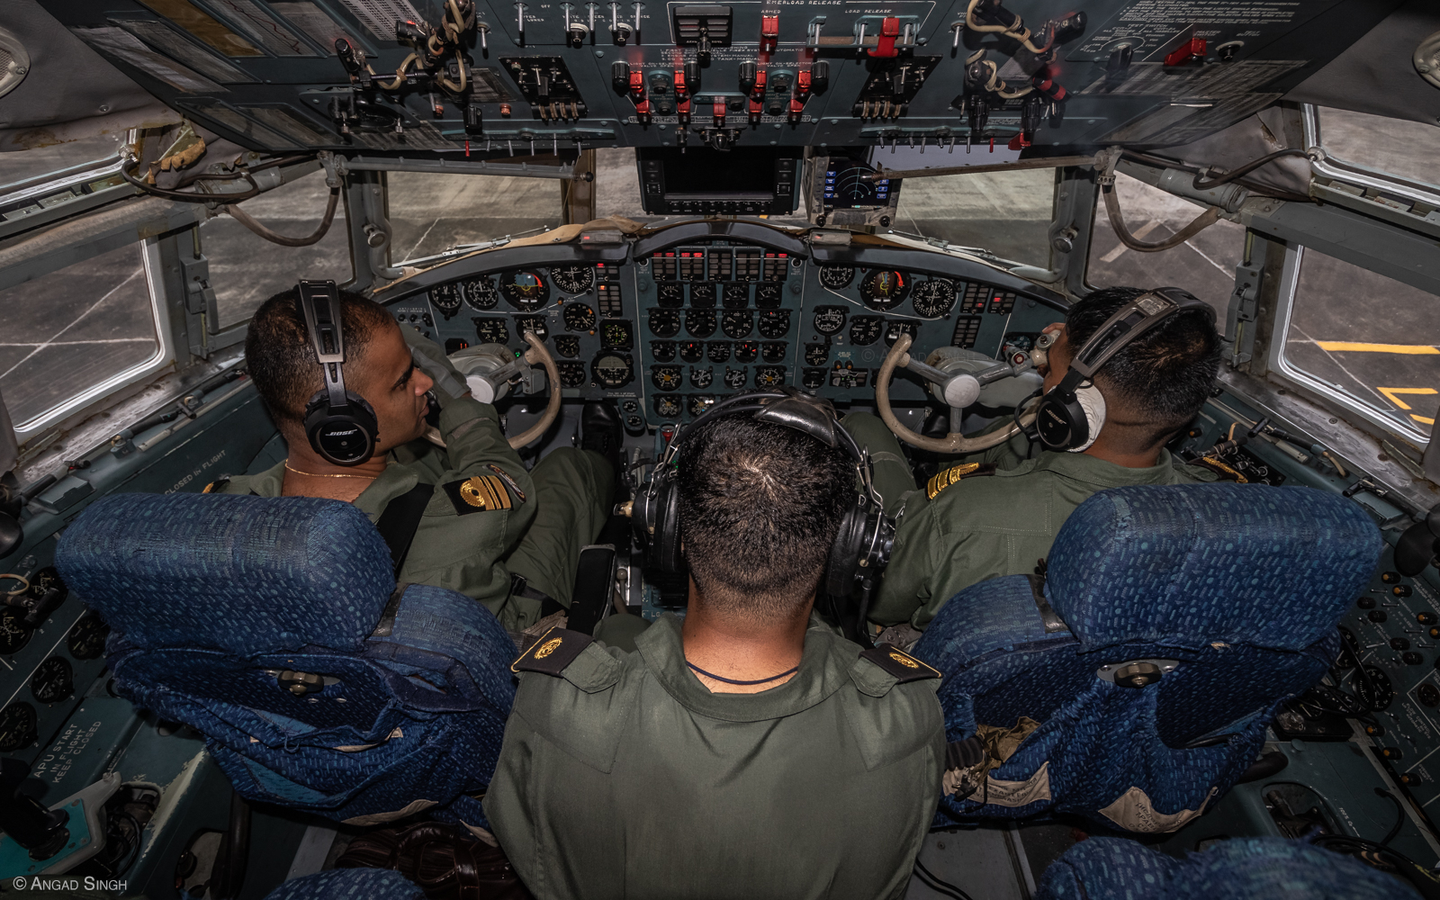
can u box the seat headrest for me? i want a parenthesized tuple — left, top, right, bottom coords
(1046, 484, 1382, 652)
(56, 492, 395, 654)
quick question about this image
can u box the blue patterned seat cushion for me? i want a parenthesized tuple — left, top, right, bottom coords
(57, 492, 394, 654)
(265, 869, 424, 900)
(1046, 485, 1381, 652)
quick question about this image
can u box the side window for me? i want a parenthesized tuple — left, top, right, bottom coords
(386, 172, 565, 264)
(198, 169, 353, 328)
(1086, 173, 1245, 332)
(1277, 248, 1440, 443)
(1314, 107, 1440, 193)
(0, 242, 165, 434)
(0, 133, 126, 199)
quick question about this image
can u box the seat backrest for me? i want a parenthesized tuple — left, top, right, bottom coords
(56, 492, 517, 828)
(913, 484, 1381, 833)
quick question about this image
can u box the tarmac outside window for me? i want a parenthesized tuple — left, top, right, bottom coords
(1316, 107, 1440, 194)
(891, 166, 1054, 269)
(385, 171, 565, 265)
(0, 132, 125, 198)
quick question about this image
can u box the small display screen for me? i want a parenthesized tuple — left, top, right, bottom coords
(662, 148, 782, 199)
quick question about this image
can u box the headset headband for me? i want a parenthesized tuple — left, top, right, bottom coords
(1058, 287, 1214, 391)
(296, 280, 350, 413)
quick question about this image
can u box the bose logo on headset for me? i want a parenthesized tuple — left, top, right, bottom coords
(1032, 287, 1215, 453)
(296, 280, 380, 466)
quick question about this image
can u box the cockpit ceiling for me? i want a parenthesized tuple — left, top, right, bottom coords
(8, 0, 1419, 158)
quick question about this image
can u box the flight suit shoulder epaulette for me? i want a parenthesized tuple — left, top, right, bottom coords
(201, 477, 230, 493)
(511, 627, 594, 675)
(858, 643, 941, 683)
(441, 469, 522, 515)
(926, 462, 996, 500)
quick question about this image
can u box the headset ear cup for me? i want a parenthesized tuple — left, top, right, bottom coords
(652, 477, 683, 576)
(825, 499, 866, 599)
(304, 391, 379, 466)
(1068, 384, 1107, 453)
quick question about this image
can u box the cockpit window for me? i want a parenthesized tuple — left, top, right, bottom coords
(0, 133, 126, 200)
(1, 242, 165, 435)
(386, 171, 565, 265)
(1086, 172, 1244, 333)
(198, 169, 353, 329)
(1313, 107, 1440, 194)
(892, 167, 1054, 267)
(1277, 247, 1440, 444)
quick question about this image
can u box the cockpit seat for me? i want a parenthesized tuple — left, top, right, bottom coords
(264, 869, 424, 900)
(54, 492, 517, 828)
(912, 483, 1381, 833)
(1035, 836, 1415, 899)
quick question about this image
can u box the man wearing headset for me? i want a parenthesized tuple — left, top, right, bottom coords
(483, 393, 945, 899)
(853, 286, 1230, 636)
(209, 285, 618, 633)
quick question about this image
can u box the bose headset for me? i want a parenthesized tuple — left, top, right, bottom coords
(296, 280, 380, 466)
(1031, 287, 1216, 453)
(631, 389, 895, 602)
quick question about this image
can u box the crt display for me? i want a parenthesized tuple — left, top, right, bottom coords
(663, 148, 782, 199)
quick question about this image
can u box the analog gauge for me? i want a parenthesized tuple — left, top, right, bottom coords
(761, 342, 787, 363)
(463, 276, 499, 310)
(755, 284, 784, 309)
(859, 269, 910, 310)
(602, 320, 633, 350)
(884, 321, 919, 348)
(557, 362, 589, 387)
(911, 279, 957, 318)
(652, 341, 677, 362)
(550, 264, 594, 295)
(554, 335, 581, 358)
(757, 310, 791, 339)
(31, 657, 73, 704)
(722, 310, 753, 339)
(0, 608, 32, 656)
(690, 283, 717, 308)
(473, 317, 510, 345)
(564, 303, 597, 332)
(685, 310, 717, 338)
(655, 395, 683, 418)
(804, 342, 830, 366)
(723, 284, 749, 308)
(735, 341, 759, 362)
(707, 342, 732, 363)
(515, 315, 548, 342)
(802, 368, 826, 389)
(679, 341, 704, 363)
(690, 366, 714, 388)
(29, 569, 65, 604)
(649, 309, 682, 337)
(723, 367, 748, 390)
(819, 266, 856, 290)
(1353, 666, 1395, 711)
(755, 366, 786, 389)
(688, 395, 715, 418)
(500, 270, 551, 311)
(591, 353, 634, 388)
(651, 366, 683, 391)
(812, 306, 847, 336)
(657, 283, 685, 308)
(0, 702, 37, 752)
(430, 283, 463, 317)
(67, 612, 108, 661)
(849, 316, 884, 346)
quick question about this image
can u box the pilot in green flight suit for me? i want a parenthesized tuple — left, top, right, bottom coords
(211, 288, 617, 632)
(848, 287, 1236, 632)
(485, 403, 945, 900)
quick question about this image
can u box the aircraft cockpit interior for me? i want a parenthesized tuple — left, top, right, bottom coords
(3, 0, 1440, 896)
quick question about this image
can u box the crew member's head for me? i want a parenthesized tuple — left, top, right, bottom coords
(677, 415, 854, 625)
(246, 287, 434, 455)
(1041, 286, 1220, 454)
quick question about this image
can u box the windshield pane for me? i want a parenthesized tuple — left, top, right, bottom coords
(1282, 248, 1440, 441)
(1087, 172, 1243, 334)
(0, 133, 126, 196)
(387, 171, 565, 264)
(1, 243, 161, 428)
(1317, 108, 1440, 192)
(892, 167, 1053, 266)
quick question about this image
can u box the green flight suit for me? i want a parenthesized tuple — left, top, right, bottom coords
(484, 615, 946, 900)
(843, 412, 1222, 630)
(214, 396, 613, 631)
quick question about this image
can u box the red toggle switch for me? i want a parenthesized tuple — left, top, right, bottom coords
(761, 14, 779, 51)
(713, 98, 726, 126)
(871, 16, 900, 58)
(797, 69, 812, 98)
(1163, 37, 1206, 66)
(628, 70, 645, 99)
(674, 68, 688, 97)
(748, 97, 763, 123)
(749, 69, 768, 102)
(788, 96, 805, 122)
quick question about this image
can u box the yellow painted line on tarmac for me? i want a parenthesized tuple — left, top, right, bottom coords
(1415, 415, 1436, 426)
(1316, 342, 1440, 354)
(1378, 387, 1439, 410)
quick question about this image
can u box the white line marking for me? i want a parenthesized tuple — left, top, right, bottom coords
(1099, 220, 1160, 263)
(0, 267, 146, 380)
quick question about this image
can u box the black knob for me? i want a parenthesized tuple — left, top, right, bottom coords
(1393, 584, 1413, 597)
(1382, 571, 1402, 583)
(1420, 612, 1437, 625)
(1358, 597, 1376, 609)
(1382, 747, 1404, 760)
(739, 62, 757, 92)
(684, 61, 701, 92)
(611, 61, 631, 92)
(1366, 723, 1386, 736)
(810, 60, 829, 93)
(1369, 610, 1388, 623)
(1392, 637, 1412, 651)
(1404, 652, 1424, 666)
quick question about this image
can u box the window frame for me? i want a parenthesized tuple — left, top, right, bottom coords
(0, 139, 128, 209)
(1303, 105, 1440, 210)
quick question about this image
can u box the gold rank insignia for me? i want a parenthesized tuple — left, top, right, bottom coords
(511, 626, 594, 675)
(926, 462, 996, 500)
(861, 644, 941, 682)
(443, 474, 514, 515)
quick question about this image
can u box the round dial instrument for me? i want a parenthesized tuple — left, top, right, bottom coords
(463, 276, 498, 310)
(657, 283, 685, 308)
(652, 341, 676, 362)
(723, 284, 749, 308)
(884, 321, 919, 347)
(723, 367, 748, 390)
(655, 395, 683, 418)
(734, 341, 759, 362)
(648, 309, 681, 337)
(690, 283, 717, 308)
(819, 266, 855, 290)
(690, 366, 714, 388)
(557, 362, 589, 387)
(591, 353, 634, 388)
(685, 310, 717, 338)
(757, 311, 791, 339)
(812, 306, 847, 336)
(707, 342, 732, 363)
(554, 335, 581, 358)
(0, 607, 32, 656)
(500, 270, 551, 311)
(430, 283, 462, 316)
(550, 265, 594, 295)
(859, 269, 910, 310)
(514, 315, 548, 342)
(849, 316, 884, 346)
(473, 318, 509, 345)
(755, 285, 783, 309)
(651, 366, 683, 391)
(679, 341, 704, 363)
(911, 279, 957, 318)
(688, 395, 715, 418)
(755, 366, 786, 389)
(0, 702, 37, 752)
(67, 612, 108, 661)
(31, 657, 73, 704)
(722, 311, 753, 339)
(564, 303, 597, 332)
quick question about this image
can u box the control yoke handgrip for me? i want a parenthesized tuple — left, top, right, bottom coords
(874, 334, 1033, 454)
(507, 332, 563, 449)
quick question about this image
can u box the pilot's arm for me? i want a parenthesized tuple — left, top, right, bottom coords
(870, 491, 939, 627)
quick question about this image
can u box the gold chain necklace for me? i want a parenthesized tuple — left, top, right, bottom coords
(284, 462, 373, 479)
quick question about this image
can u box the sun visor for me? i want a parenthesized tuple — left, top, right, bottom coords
(1128, 107, 1312, 198)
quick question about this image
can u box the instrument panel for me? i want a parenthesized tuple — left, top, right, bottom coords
(382, 225, 1063, 429)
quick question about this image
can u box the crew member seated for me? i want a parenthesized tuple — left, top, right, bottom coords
(483, 394, 945, 899)
(211, 281, 617, 631)
(849, 286, 1230, 634)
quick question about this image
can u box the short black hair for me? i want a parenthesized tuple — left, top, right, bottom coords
(245, 287, 394, 426)
(677, 416, 855, 622)
(1066, 286, 1220, 438)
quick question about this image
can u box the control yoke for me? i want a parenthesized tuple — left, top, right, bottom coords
(451, 332, 563, 449)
